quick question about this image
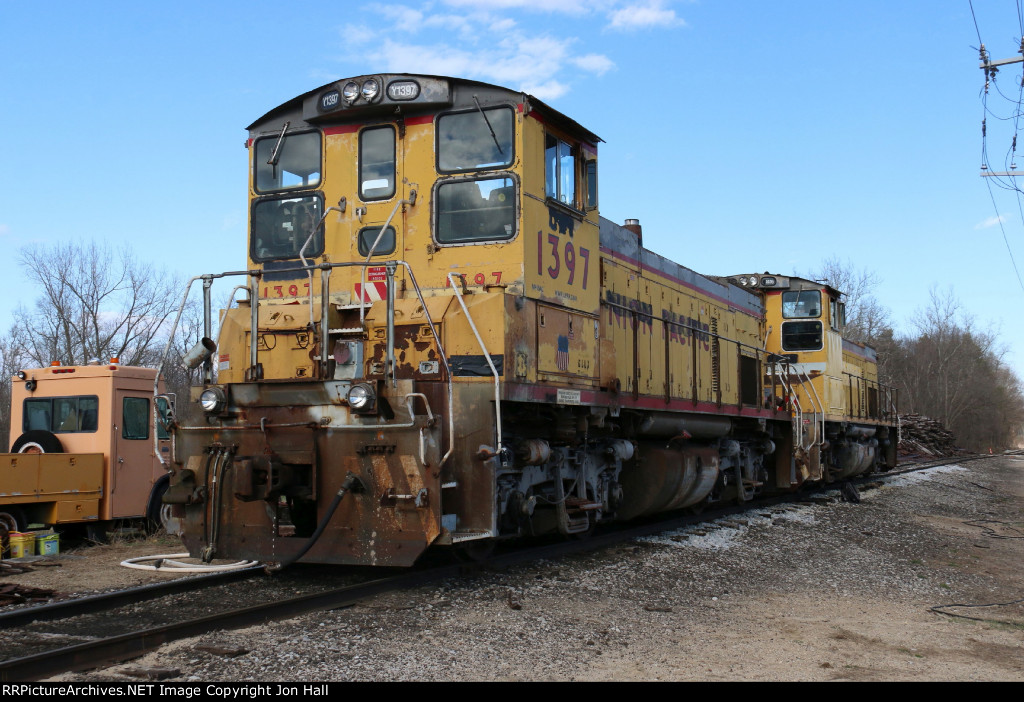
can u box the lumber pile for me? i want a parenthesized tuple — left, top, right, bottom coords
(898, 414, 960, 457)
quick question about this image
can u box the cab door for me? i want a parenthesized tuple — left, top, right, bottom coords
(110, 394, 159, 518)
(353, 122, 407, 302)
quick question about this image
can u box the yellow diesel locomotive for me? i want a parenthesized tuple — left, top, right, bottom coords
(161, 74, 898, 567)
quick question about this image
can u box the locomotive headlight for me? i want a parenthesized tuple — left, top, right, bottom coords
(342, 81, 360, 103)
(347, 383, 376, 413)
(361, 79, 380, 101)
(199, 386, 227, 414)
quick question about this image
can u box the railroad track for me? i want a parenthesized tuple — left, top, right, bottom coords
(0, 451, 1006, 681)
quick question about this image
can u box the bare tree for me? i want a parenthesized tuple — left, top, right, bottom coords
(806, 256, 891, 344)
(885, 286, 1024, 451)
(13, 242, 180, 367)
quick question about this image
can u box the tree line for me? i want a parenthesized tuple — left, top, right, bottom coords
(812, 257, 1024, 452)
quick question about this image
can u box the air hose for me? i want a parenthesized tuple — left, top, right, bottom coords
(264, 472, 363, 573)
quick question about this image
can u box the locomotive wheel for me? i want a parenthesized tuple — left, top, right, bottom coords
(11, 431, 63, 454)
(453, 539, 495, 563)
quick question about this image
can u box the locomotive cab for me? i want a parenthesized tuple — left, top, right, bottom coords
(729, 273, 898, 481)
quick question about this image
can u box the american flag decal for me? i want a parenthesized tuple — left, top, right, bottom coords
(556, 335, 570, 371)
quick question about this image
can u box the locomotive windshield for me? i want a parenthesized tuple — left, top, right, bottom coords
(781, 290, 821, 319)
(781, 321, 823, 351)
(436, 177, 515, 243)
(254, 131, 322, 193)
(251, 195, 324, 262)
(437, 106, 514, 172)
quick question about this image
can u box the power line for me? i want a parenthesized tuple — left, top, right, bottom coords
(973, 0, 1024, 294)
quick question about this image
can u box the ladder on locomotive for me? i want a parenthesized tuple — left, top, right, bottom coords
(772, 359, 824, 454)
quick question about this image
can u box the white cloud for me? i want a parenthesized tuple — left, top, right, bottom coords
(0, 224, 9, 237)
(572, 53, 615, 76)
(607, 1, 686, 31)
(337, 2, 681, 101)
(441, 0, 598, 13)
(976, 214, 1009, 229)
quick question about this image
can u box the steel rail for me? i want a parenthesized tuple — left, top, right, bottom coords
(1, 451, 1012, 681)
(0, 566, 262, 629)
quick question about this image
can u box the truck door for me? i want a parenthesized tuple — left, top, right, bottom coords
(111, 394, 159, 518)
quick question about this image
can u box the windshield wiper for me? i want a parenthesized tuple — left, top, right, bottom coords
(267, 121, 291, 166)
(472, 96, 503, 156)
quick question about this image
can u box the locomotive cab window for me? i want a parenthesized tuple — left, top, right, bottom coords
(781, 321, 823, 351)
(359, 126, 396, 200)
(254, 130, 321, 193)
(830, 298, 846, 330)
(437, 106, 514, 173)
(584, 159, 598, 209)
(781, 290, 821, 319)
(545, 135, 577, 207)
(358, 225, 396, 256)
(24, 395, 99, 434)
(251, 194, 324, 262)
(436, 176, 516, 243)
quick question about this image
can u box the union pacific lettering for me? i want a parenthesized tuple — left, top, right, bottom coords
(604, 290, 653, 333)
(661, 309, 711, 351)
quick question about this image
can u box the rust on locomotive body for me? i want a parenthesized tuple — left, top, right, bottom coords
(158, 74, 899, 568)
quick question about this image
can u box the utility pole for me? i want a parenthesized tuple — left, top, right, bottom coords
(980, 40, 1024, 177)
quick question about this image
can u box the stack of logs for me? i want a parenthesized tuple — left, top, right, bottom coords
(897, 414, 960, 457)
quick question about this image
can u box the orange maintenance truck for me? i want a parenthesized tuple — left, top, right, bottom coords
(0, 360, 173, 542)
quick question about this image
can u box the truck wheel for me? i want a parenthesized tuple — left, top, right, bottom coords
(11, 431, 64, 454)
(146, 480, 171, 534)
(0, 506, 26, 554)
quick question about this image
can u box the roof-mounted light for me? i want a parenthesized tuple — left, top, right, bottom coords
(361, 79, 380, 102)
(342, 81, 360, 103)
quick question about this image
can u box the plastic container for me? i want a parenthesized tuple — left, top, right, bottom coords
(9, 532, 34, 558)
(34, 531, 59, 556)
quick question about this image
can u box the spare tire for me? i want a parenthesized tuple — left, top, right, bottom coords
(11, 430, 64, 454)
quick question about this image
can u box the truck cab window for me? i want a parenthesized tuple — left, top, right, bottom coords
(24, 396, 98, 434)
(122, 397, 149, 440)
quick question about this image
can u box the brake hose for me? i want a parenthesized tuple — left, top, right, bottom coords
(264, 472, 362, 573)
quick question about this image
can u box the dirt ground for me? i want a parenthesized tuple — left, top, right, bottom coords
(6, 456, 1024, 681)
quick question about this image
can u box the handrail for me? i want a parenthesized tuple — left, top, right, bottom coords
(157, 257, 456, 468)
(797, 367, 825, 448)
(447, 272, 502, 452)
(360, 197, 414, 325)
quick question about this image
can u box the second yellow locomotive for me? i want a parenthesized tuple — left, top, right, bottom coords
(162, 74, 897, 567)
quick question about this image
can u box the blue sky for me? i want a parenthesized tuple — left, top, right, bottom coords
(1, 1, 1022, 378)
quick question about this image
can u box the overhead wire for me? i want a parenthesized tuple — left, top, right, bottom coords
(973, 0, 1024, 293)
